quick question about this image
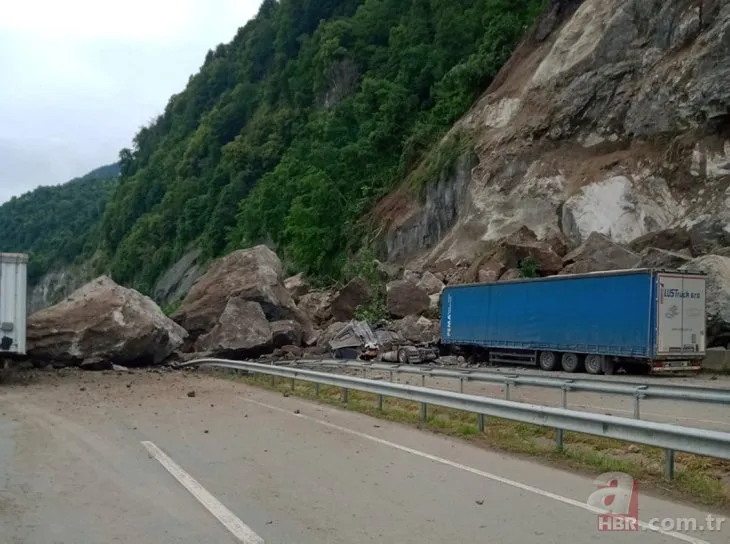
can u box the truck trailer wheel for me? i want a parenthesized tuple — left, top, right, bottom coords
(538, 351, 558, 371)
(585, 354, 604, 375)
(560, 353, 582, 373)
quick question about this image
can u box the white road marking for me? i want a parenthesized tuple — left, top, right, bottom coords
(243, 398, 711, 544)
(141, 440, 264, 544)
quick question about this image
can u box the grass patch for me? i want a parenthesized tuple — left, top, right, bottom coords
(219, 370, 730, 510)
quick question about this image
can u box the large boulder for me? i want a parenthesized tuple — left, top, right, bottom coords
(688, 217, 730, 257)
(629, 228, 692, 254)
(477, 259, 506, 283)
(499, 226, 563, 275)
(634, 248, 691, 270)
(195, 298, 272, 357)
(561, 232, 640, 274)
(27, 276, 187, 366)
(271, 320, 304, 348)
(172, 245, 299, 339)
(386, 280, 430, 318)
(331, 278, 370, 321)
(416, 271, 444, 295)
(298, 290, 334, 325)
(680, 255, 730, 347)
(392, 315, 439, 344)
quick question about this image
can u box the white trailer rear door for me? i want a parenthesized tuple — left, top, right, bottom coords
(656, 273, 706, 357)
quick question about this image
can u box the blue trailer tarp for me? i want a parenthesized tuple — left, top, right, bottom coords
(440, 269, 657, 359)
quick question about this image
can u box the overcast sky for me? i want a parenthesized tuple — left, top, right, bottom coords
(0, 0, 262, 204)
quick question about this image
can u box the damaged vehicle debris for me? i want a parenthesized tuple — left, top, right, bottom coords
(328, 320, 439, 364)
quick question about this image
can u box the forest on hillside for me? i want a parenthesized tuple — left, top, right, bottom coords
(0, 164, 120, 283)
(9, 0, 545, 296)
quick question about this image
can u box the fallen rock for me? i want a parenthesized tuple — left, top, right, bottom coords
(499, 269, 522, 281)
(629, 227, 692, 254)
(688, 217, 730, 257)
(429, 293, 441, 311)
(562, 232, 640, 273)
(477, 259, 506, 283)
(500, 226, 563, 275)
(374, 260, 402, 281)
(680, 255, 730, 347)
(271, 320, 303, 348)
(417, 271, 445, 295)
(283, 273, 310, 300)
(280, 345, 304, 358)
(635, 248, 691, 270)
(195, 298, 272, 357)
(392, 315, 439, 344)
(331, 278, 370, 321)
(403, 269, 421, 283)
(173, 245, 299, 339)
(386, 280, 430, 318)
(27, 276, 187, 366)
(298, 290, 334, 325)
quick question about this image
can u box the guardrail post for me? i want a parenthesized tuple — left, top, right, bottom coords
(420, 402, 427, 422)
(505, 381, 515, 401)
(477, 413, 485, 433)
(634, 386, 648, 419)
(459, 377, 464, 394)
(270, 375, 276, 387)
(377, 394, 384, 411)
(556, 383, 572, 451)
(290, 377, 296, 391)
(664, 449, 675, 480)
(421, 374, 426, 387)
(389, 370, 394, 382)
(315, 383, 320, 397)
(342, 387, 349, 405)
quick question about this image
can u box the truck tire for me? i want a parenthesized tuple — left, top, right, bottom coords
(561, 353, 582, 373)
(585, 354, 604, 375)
(538, 351, 558, 371)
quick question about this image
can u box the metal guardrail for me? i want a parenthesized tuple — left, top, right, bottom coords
(180, 358, 730, 480)
(281, 359, 730, 420)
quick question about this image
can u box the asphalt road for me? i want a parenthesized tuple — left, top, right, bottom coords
(0, 369, 728, 543)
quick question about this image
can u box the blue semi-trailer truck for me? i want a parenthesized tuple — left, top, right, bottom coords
(439, 268, 707, 375)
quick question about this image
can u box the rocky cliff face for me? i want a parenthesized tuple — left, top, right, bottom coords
(380, 0, 730, 268)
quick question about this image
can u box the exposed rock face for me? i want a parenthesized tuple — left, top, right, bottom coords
(27, 276, 187, 366)
(680, 255, 730, 347)
(153, 249, 205, 307)
(386, 280, 430, 318)
(195, 298, 272, 357)
(172, 245, 299, 339)
(28, 264, 94, 313)
(561, 232, 640, 273)
(378, 0, 730, 270)
(330, 278, 370, 321)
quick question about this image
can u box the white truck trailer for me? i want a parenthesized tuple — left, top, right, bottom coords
(0, 253, 28, 357)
